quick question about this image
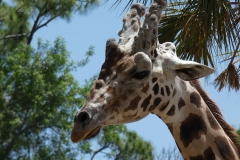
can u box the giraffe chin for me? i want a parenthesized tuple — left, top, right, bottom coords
(71, 123, 101, 143)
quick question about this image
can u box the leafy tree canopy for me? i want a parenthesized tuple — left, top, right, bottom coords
(0, 37, 84, 159)
(0, 0, 99, 48)
(79, 125, 154, 160)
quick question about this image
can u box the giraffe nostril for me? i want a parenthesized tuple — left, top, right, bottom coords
(74, 111, 91, 124)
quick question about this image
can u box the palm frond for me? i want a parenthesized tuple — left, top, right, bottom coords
(103, 0, 154, 13)
(213, 63, 240, 91)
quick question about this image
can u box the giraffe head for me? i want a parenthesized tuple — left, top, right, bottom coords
(71, 0, 214, 143)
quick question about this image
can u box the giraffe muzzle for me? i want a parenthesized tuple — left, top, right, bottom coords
(71, 110, 102, 143)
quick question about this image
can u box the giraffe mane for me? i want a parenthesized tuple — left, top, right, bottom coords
(190, 79, 240, 156)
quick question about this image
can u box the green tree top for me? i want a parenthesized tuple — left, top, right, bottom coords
(0, 0, 99, 48)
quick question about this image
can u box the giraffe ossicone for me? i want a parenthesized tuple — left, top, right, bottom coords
(71, 0, 240, 159)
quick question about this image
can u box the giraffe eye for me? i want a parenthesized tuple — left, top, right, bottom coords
(132, 71, 150, 80)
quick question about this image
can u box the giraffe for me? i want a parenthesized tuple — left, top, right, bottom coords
(71, 0, 240, 159)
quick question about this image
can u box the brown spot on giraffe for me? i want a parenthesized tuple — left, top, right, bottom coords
(152, 77, 157, 83)
(148, 97, 162, 111)
(128, 89, 134, 94)
(203, 147, 215, 160)
(189, 147, 215, 160)
(150, 50, 154, 56)
(142, 41, 146, 49)
(215, 136, 235, 160)
(141, 95, 152, 112)
(172, 88, 176, 97)
(206, 109, 220, 130)
(165, 85, 170, 96)
(154, 49, 158, 58)
(154, 97, 162, 107)
(189, 155, 204, 160)
(153, 29, 156, 35)
(165, 42, 172, 47)
(167, 104, 175, 116)
(178, 97, 186, 110)
(160, 87, 165, 96)
(121, 94, 128, 101)
(190, 91, 201, 108)
(124, 96, 141, 112)
(159, 101, 170, 111)
(111, 100, 120, 107)
(148, 105, 155, 112)
(153, 83, 159, 95)
(180, 113, 207, 148)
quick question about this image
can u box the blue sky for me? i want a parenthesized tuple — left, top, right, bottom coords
(32, 2, 240, 153)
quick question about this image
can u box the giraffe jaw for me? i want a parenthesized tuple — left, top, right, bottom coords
(71, 122, 101, 143)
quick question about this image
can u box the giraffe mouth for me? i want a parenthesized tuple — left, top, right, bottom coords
(84, 126, 101, 139)
(71, 122, 101, 143)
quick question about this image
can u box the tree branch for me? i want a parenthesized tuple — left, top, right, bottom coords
(0, 33, 29, 40)
(27, 6, 59, 45)
(114, 149, 123, 160)
(27, 11, 42, 45)
(3, 124, 57, 159)
(37, 15, 58, 31)
(4, 124, 38, 159)
(90, 144, 109, 160)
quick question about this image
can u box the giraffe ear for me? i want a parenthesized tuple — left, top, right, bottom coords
(174, 61, 215, 81)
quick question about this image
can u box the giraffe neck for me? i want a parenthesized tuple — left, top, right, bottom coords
(149, 78, 240, 159)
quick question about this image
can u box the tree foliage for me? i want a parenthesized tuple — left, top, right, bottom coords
(0, 0, 99, 49)
(156, 147, 182, 160)
(80, 125, 154, 160)
(0, 37, 84, 159)
(1, 0, 99, 158)
(105, 0, 240, 91)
